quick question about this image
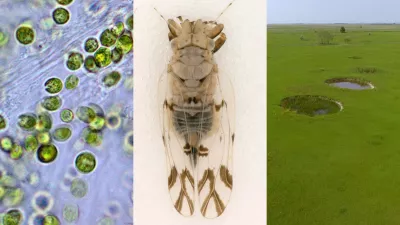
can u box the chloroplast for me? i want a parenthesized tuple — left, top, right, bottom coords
(60, 109, 74, 122)
(15, 26, 35, 45)
(37, 144, 58, 163)
(111, 22, 124, 37)
(76, 106, 96, 123)
(10, 145, 23, 160)
(94, 47, 112, 68)
(44, 77, 63, 94)
(25, 135, 38, 152)
(111, 47, 123, 64)
(3, 209, 22, 225)
(99, 29, 117, 47)
(53, 126, 72, 142)
(0, 30, 9, 47)
(66, 52, 84, 71)
(53, 7, 70, 25)
(70, 178, 88, 198)
(18, 113, 37, 131)
(84, 56, 99, 73)
(42, 96, 62, 111)
(116, 34, 133, 54)
(65, 75, 79, 90)
(89, 116, 105, 130)
(43, 215, 60, 225)
(75, 151, 96, 173)
(102, 71, 121, 88)
(36, 112, 52, 131)
(56, 0, 73, 5)
(84, 37, 99, 53)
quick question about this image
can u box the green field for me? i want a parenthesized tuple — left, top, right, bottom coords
(268, 24, 400, 225)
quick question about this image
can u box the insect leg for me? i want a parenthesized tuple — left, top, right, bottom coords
(212, 33, 226, 54)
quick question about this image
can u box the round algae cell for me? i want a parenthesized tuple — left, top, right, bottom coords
(102, 71, 121, 88)
(99, 29, 117, 47)
(89, 116, 105, 131)
(111, 47, 123, 64)
(84, 56, 99, 73)
(56, 0, 73, 5)
(116, 34, 133, 54)
(94, 47, 112, 68)
(81, 128, 102, 146)
(0, 137, 13, 152)
(65, 74, 79, 90)
(2, 188, 24, 207)
(111, 22, 124, 37)
(75, 151, 96, 174)
(70, 178, 88, 198)
(60, 109, 74, 122)
(66, 52, 84, 71)
(41, 96, 62, 111)
(37, 144, 58, 163)
(36, 112, 53, 131)
(52, 126, 72, 142)
(25, 135, 38, 152)
(76, 106, 96, 123)
(37, 132, 51, 145)
(18, 113, 37, 131)
(84, 37, 99, 53)
(10, 145, 23, 160)
(52, 7, 70, 25)
(15, 26, 35, 45)
(3, 209, 23, 225)
(43, 215, 60, 225)
(0, 114, 7, 130)
(0, 30, 9, 47)
(126, 14, 133, 30)
(44, 77, 63, 94)
(63, 204, 79, 223)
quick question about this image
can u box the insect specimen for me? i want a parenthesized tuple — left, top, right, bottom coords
(157, 4, 236, 219)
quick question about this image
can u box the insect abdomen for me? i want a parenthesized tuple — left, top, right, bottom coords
(172, 106, 213, 138)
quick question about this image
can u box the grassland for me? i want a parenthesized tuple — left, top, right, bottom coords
(267, 24, 400, 225)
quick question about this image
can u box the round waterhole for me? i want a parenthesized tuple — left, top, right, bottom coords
(325, 77, 374, 90)
(280, 95, 343, 117)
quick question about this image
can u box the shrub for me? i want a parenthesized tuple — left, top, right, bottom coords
(317, 31, 334, 45)
(340, 26, 346, 33)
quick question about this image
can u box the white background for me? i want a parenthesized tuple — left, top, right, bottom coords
(133, 0, 266, 224)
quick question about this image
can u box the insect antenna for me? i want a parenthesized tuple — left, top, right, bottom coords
(215, 0, 238, 22)
(153, 7, 168, 23)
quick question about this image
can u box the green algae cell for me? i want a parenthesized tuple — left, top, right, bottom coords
(116, 34, 133, 54)
(102, 71, 121, 88)
(2, 188, 24, 207)
(0, 137, 13, 152)
(60, 109, 74, 122)
(70, 178, 88, 198)
(3, 209, 22, 225)
(0, 114, 7, 130)
(65, 74, 79, 90)
(36, 112, 52, 131)
(42, 96, 62, 111)
(10, 145, 23, 160)
(94, 47, 112, 68)
(111, 22, 124, 37)
(99, 29, 117, 47)
(84, 56, 99, 73)
(53, 7, 70, 25)
(0, 30, 9, 47)
(81, 128, 102, 146)
(66, 52, 84, 71)
(63, 204, 79, 223)
(44, 77, 63, 94)
(53, 126, 72, 142)
(126, 14, 133, 30)
(18, 113, 37, 131)
(75, 151, 96, 174)
(76, 106, 96, 123)
(15, 26, 35, 45)
(43, 215, 60, 225)
(111, 47, 123, 64)
(84, 37, 99, 53)
(37, 132, 51, 145)
(25, 135, 38, 152)
(89, 116, 105, 131)
(56, 0, 73, 5)
(37, 144, 58, 163)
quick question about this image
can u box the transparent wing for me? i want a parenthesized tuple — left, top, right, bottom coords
(196, 71, 235, 218)
(158, 70, 196, 217)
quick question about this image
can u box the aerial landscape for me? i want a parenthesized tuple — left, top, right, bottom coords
(268, 1, 400, 224)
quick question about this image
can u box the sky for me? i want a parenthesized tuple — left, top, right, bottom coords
(268, 0, 400, 24)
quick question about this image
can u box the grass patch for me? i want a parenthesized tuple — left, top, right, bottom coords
(356, 66, 377, 73)
(280, 95, 342, 117)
